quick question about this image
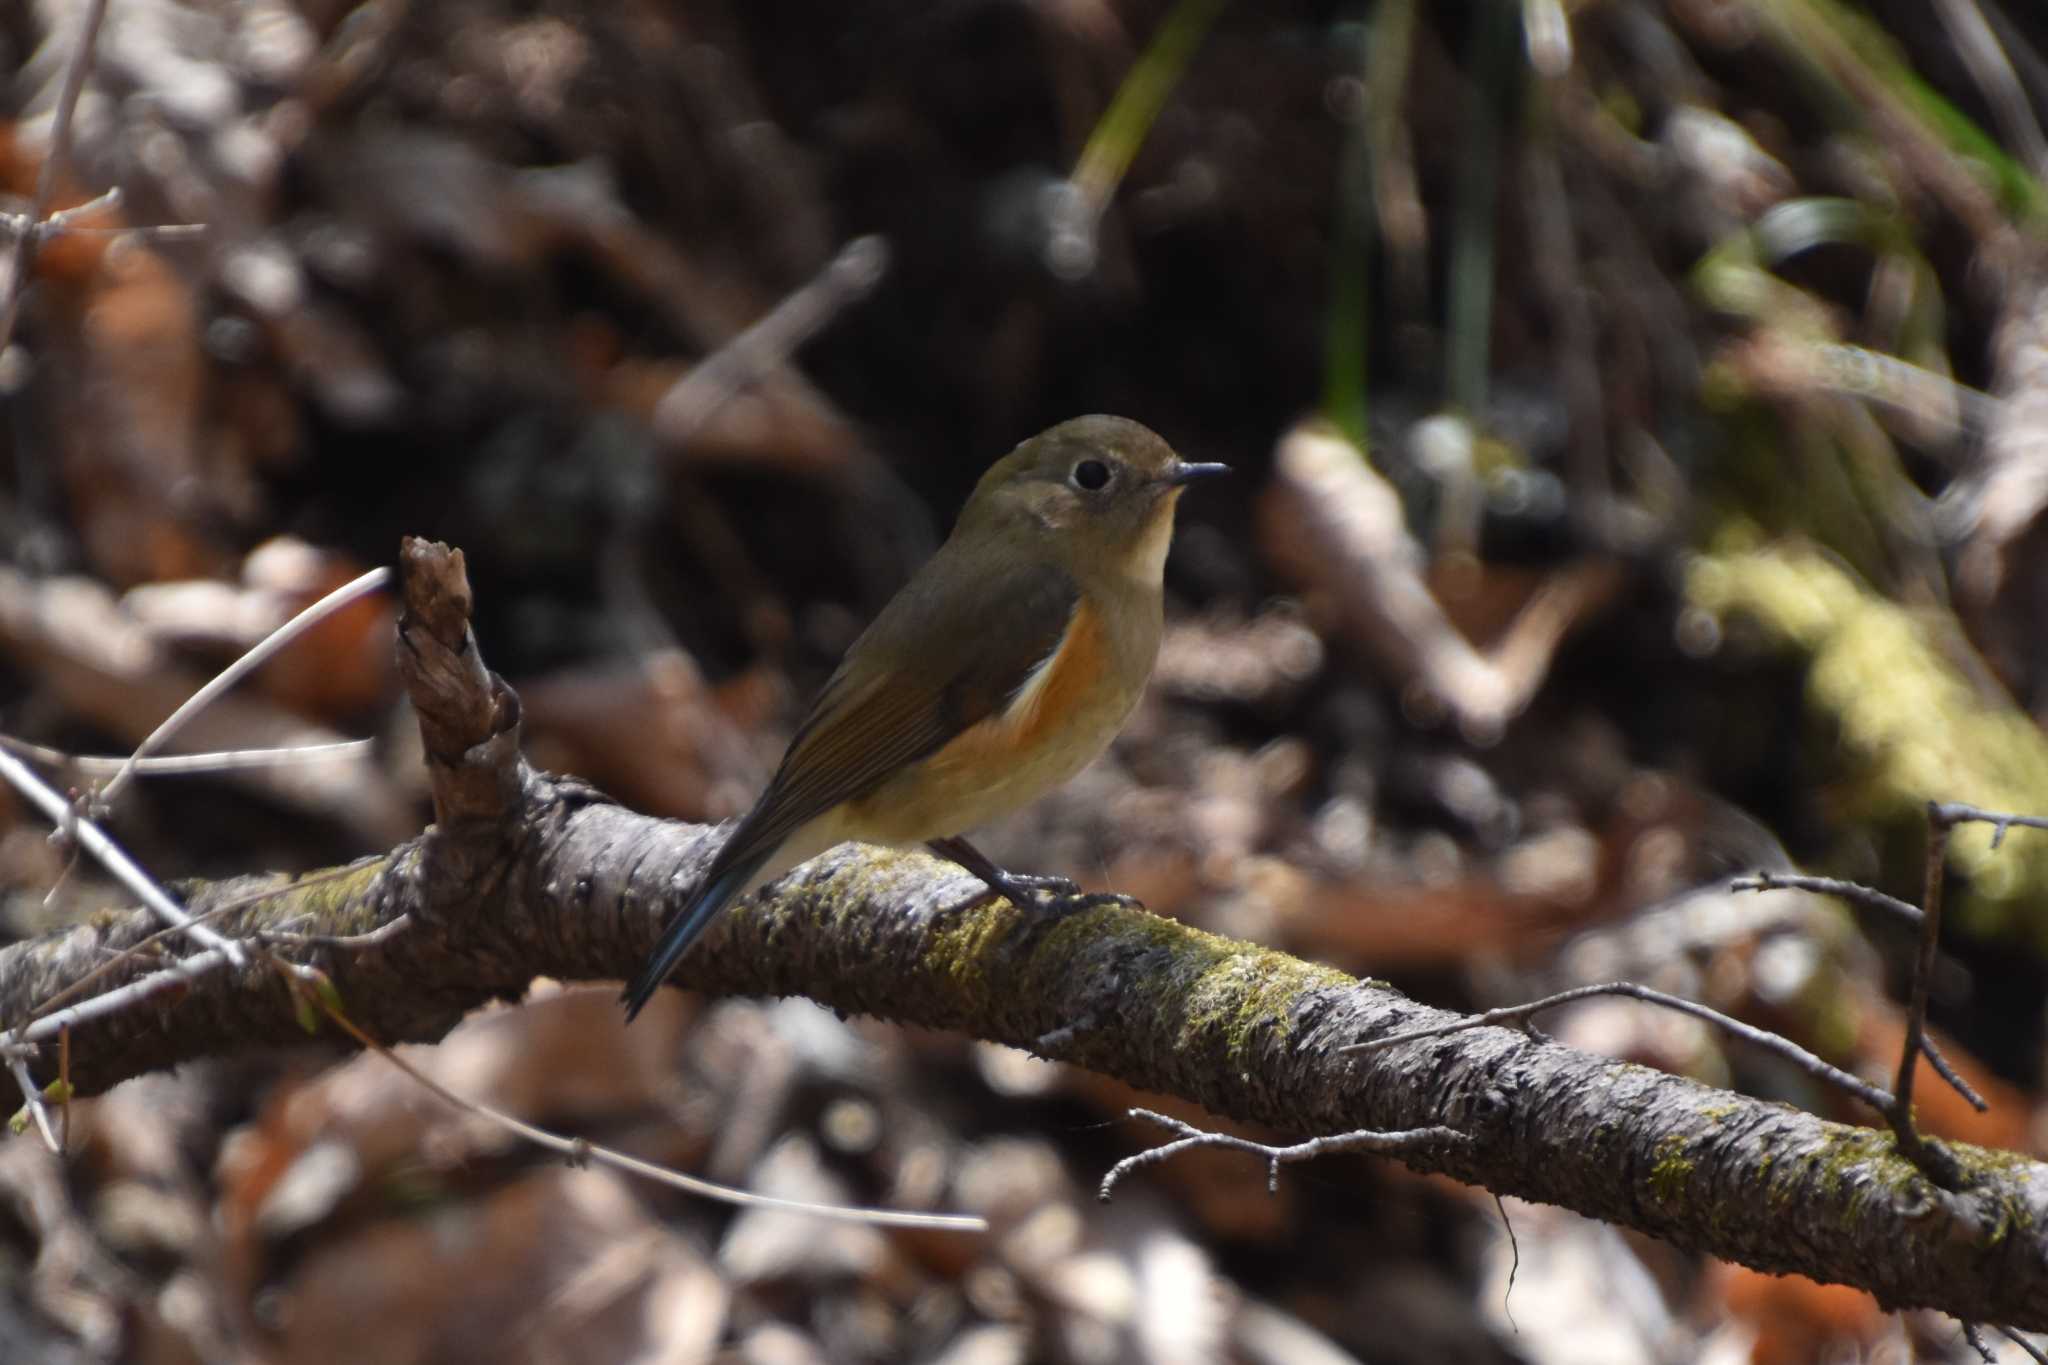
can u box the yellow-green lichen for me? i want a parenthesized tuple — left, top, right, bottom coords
(1947, 1141, 2038, 1235)
(1800, 1126, 1910, 1208)
(1177, 946, 1338, 1066)
(1952, 1144, 2036, 1183)
(280, 857, 391, 936)
(920, 896, 1019, 998)
(912, 870, 1179, 1009)
(1756, 1127, 1882, 1223)
(1752, 1124, 2041, 1248)
(919, 877, 1357, 1067)
(1649, 1133, 1697, 1207)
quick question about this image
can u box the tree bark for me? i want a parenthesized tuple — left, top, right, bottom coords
(3, 540, 2045, 1331)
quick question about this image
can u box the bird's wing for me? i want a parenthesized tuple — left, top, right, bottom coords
(742, 553, 1082, 856)
(620, 554, 1081, 1018)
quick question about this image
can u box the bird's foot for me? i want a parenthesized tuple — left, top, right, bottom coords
(989, 870, 1081, 899)
(944, 880, 1138, 919)
(927, 836, 1138, 918)
(982, 870, 1137, 918)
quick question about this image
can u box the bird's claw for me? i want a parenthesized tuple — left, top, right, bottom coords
(944, 876, 1138, 919)
(992, 870, 1139, 919)
(991, 871, 1082, 899)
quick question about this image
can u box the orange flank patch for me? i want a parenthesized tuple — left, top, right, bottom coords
(924, 597, 1096, 771)
(847, 597, 1127, 840)
(980, 596, 1108, 760)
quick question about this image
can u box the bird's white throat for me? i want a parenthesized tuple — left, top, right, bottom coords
(1128, 490, 1183, 583)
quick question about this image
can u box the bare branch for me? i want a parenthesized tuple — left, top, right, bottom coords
(7, 809, 2048, 1325)
(1341, 979, 1896, 1113)
(4, 1047, 60, 1152)
(1099, 1107, 1468, 1200)
(0, 747, 247, 967)
(0, 0, 109, 352)
(297, 968, 985, 1232)
(1732, 869, 1986, 1113)
(18, 866, 355, 1025)
(255, 912, 413, 953)
(16, 186, 204, 242)
(653, 235, 889, 444)
(98, 566, 391, 808)
(4, 541, 2047, 1327)
(1888, 808, 1964, 1186)
(0, 734, 377, 776)
(2002, 1326, 2048, 1364)
(11, 943, 233, 1044)
(1730, 869, 1923, 923)
(1929, 801, 2048, 850)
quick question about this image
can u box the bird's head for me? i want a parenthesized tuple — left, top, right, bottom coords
(961, 415, 1229, 583)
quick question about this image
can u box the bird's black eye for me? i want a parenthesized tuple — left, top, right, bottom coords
(1071, 459, 1111, 491)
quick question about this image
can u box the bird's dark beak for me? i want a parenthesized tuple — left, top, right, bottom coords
(1165, 460, 1231, 486)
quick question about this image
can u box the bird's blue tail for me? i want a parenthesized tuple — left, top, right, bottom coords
(620, 848, 767, 1021)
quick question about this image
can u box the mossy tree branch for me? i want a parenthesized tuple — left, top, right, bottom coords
(2, 540, 2046, 1329)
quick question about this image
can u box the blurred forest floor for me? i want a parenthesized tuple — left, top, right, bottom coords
(5, 0, 2048, 1361)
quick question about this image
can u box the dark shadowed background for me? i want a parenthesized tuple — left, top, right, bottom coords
(4, 0, 2048, 1360)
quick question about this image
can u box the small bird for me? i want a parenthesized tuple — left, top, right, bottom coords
(621, 415, 1227, 1020)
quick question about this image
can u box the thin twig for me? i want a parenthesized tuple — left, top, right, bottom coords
(99, 566, 392, 808)
(19, 863, 380, 1026)
(0, 746, 248, 967)
(3, 185, 204, 242)
(255, 912, 411, 952)
(1733, 871, 1984, 1111)
(1887, 805, 1964, 1185)
(1492, 1191, 1520, 1332)
(54, 221, 207, 243)
(1963, 1322, 1998, 1364)
(4, 1047, 60, 1152)
(1099, 1108, 1467, 1201)
(0, 0, 110, 352)
(291, 963, 988, 1233)
(1340, 981, 1896, 1114)
(616, 235, 892, 663)
(1730, 869, 1922, 923)
(1922, 1035, 1990, 1112)
(12, 946, 233, 1044)
(7, 184, 117, 231)
(1928, 801, 2048, 850)
(2002, 1325, 2048, 1364)
(0, 734, 376, 776)
(653, 235, 889, 443)
(1873, 800, 2048, 1181)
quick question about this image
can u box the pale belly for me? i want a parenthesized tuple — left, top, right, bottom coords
(847, 674, 1139, 840)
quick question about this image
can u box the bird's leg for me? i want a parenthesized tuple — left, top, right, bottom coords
(933, 835, 1080, 897)
(927, 836, 1139, 916)
(927, 835, 1072, 907)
